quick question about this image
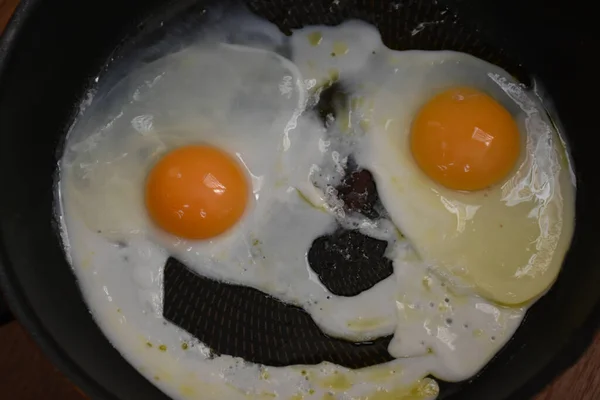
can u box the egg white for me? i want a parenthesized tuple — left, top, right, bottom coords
(58, 9, 575, 400)
(347, 50, 574, 306)
(60, 14, 443, 399)
(62, 38, 403, 342)
(289, 20, 574, 381)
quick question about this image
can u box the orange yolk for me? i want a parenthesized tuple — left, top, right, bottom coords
(145, 145, 249, 240)
(410, 86, 520, 191)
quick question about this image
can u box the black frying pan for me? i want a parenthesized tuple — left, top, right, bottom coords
(0, 0, 599, 399)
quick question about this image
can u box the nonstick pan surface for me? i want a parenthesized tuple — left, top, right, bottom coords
(1, 0, 599, 399)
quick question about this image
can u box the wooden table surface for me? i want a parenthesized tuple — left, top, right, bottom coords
(1, 0, 599, 399)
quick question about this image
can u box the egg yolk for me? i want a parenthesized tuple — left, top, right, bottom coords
(410, 86, 520, 191)
(145, 145, 249, 240)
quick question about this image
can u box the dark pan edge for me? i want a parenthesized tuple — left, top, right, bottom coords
(0, 244, 118, 400)
(0, 4, 118, 400)
(513, 304, 600, 399)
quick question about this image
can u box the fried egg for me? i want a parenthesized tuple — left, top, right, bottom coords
(58, 9, 575, 400)
(62, 38, 401, 343)
(357, 54, 574, 306)
(291, 22, 574, 307)
(60, 16, 435, 399)
(289, 20, 574, 380)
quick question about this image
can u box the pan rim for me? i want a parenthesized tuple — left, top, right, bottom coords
(0, 4, 120, 399)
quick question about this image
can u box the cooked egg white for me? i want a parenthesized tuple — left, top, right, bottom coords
(291, 21, 575, 306)
(289, 19, 574, 382)
(347, 49, 575, 306)
(58, 8, 575, 400)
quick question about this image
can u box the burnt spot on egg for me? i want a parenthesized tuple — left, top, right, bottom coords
(336, 169, 381, 220)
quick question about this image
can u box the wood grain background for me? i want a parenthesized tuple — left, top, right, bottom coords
(1, 0, 599, 398)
